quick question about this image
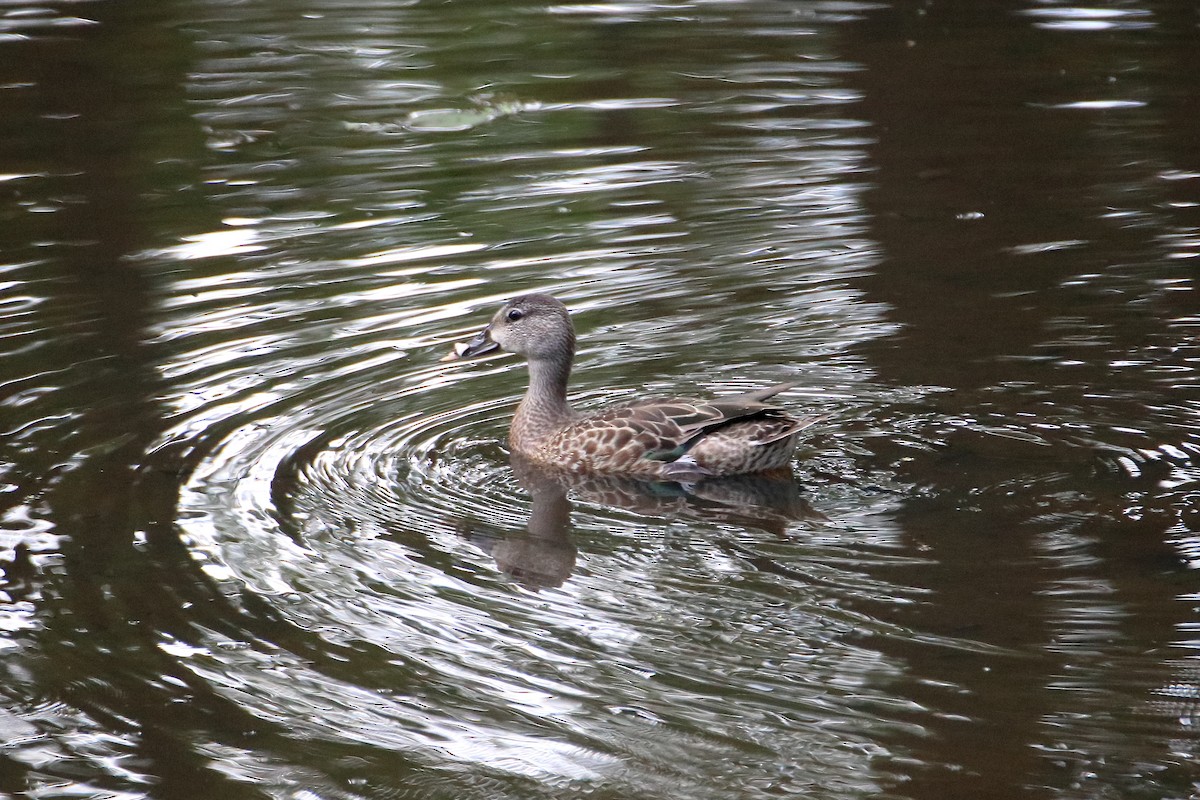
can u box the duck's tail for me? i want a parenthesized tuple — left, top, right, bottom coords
(737, 381, 798, 403)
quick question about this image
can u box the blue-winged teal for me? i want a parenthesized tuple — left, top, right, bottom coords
(443, 294, 822, 480)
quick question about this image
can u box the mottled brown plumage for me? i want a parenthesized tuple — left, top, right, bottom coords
(442, 294, 823, 480)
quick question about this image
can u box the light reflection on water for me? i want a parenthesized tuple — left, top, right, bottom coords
(0, 0, 1198, 798)
(160, 215, 906, 792)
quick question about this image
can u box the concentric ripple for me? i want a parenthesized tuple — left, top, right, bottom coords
(140, 234, 936, 794)
(170, 355, 608, 779)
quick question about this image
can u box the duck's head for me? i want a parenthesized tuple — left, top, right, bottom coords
(442, 293, 576, 363)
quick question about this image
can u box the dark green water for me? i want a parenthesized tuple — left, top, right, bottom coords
(1, 1, 1198, 798)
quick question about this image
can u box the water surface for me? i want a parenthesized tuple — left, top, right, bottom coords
(1, 1, 1198, 798)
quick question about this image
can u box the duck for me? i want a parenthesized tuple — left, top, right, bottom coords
(441, 293, 822, 480)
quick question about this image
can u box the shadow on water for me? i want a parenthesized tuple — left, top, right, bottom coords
(0, 5, 440, 797)
(0, 3, 286, 796)
(842, 3, 1200, 797)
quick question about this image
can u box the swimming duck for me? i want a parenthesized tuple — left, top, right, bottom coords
(442, 294, 821, 480)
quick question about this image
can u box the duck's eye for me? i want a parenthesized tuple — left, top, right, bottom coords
(506, 308, 524, 322)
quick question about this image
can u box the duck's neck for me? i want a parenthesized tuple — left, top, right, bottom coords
(512, 356, 573, 452)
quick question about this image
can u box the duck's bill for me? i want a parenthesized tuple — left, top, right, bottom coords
(439, 329, 499, 362)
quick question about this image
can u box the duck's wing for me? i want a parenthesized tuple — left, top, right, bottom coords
(665, 384, 793, 434)
(627, 384, 819, 461)
(547, 384, 821, 474)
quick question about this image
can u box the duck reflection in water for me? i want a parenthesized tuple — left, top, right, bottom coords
(459, 454, 821, 590)
(444, 294, 827, 588)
